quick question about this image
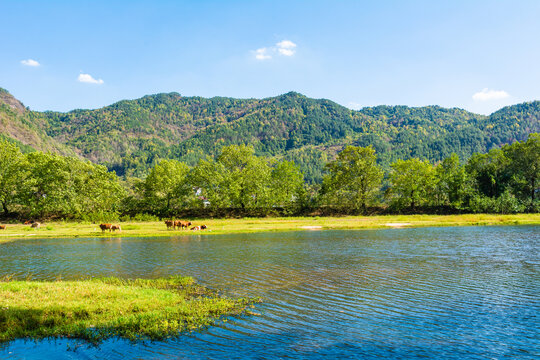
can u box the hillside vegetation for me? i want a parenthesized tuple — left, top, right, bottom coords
(0, 88, 538, 183)
(0, 89, 71, 155)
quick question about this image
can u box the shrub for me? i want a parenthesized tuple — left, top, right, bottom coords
(80, 211, 120, 223)
(494, 191, 525, 214)
(121, 213, 160, 222)
(469, 191, 525, 214)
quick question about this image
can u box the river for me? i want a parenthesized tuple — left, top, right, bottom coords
(0, 226, 538, 359)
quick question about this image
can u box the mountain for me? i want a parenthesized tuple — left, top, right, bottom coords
(1, 87, 538, 182)
(0, 88, 72, 154)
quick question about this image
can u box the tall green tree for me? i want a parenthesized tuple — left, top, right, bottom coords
(434, 153, 470, 207)
(321, 146, 383, 211)
(190, 145, 302, 212)
(23, 152, 124, 218)
(389, 158, 436, 209)
(73, 160, 125, 216)
(0, 140, 26, 214)
(188, 157, 229, 209)
(216, 145, 271, 209)
(466, 148, 510, 198)
(23, 152, 72, 217)
(504, 133, 539, 206)
(143, 159, 190, 213)
(269, 160, 304, 208)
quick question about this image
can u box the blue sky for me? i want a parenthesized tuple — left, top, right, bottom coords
(1, 0, 539, 114)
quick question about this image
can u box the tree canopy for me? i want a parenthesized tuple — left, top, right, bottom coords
(321, 146, 383, 212)
(0, 134, 538, 219)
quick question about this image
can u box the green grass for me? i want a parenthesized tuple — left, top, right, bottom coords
(0, 214, 539, 242)
(0, 276, 259, 344)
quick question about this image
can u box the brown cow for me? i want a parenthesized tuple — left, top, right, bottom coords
(174, 220, 192, 230)
(99, 223, 113, 232)
(165, 220, 175, 229)
(31, 222, 41, 229)
(190, 225, 207, 231)
(0, 225, 6, 230)
(111, 224, 121, 232)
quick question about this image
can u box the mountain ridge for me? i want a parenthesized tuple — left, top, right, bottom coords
(2, 86, 533, 116)
(1, 87, 538, 182)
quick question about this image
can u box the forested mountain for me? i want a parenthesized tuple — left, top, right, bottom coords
(1, 87, 538, 183)
(0, 89, 72, 155)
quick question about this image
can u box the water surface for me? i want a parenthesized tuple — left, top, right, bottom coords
(0, 226, 538, 359)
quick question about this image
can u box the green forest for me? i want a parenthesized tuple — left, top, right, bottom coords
(0, 133, 538, 220)
(1, 88, 539, 184)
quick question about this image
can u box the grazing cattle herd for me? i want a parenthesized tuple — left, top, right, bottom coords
(165, 220, 195, 230)
(165, 220, 207, 231)
(99, 223, 122, 232)
(0, 219, 208, 233)
(97, 219, 206, 233)
(0, 221, 41, 230)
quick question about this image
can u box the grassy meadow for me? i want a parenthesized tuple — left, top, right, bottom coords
(0, 214, 539, 242)
(0, 276, 258, 343)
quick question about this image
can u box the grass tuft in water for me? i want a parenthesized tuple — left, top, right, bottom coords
(0, 276, 259, 344)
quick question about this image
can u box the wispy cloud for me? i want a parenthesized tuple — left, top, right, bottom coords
(21, 59, 40, 67)
(253, 39, 298, 60)
(254, 48, 271, 60)
(472, 88, 509, 101)
(276, 40, 297, 56)
(78, 73, 104, 85)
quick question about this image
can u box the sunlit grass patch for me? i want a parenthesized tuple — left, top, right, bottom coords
(0, 214, 539, 241)
(0, 276, 259, 344)
(121, 225, 141, 230)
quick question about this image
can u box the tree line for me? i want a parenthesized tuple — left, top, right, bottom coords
(0, 134, 538, 220)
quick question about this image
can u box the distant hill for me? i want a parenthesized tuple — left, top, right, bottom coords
(1, 87, 538, 183)
(0, 88, 72, 155)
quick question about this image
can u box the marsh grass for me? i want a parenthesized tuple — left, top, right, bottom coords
(0, 276, 258, 344)
(0, 214, 539, 242)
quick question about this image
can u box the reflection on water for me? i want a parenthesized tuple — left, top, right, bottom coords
(0, 226, 539, 359)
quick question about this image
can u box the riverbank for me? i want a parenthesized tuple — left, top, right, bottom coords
(0, 214, 539, 241)
(0, 276, 257, 343)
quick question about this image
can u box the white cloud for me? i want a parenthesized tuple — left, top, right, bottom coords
(472, 88, 509, 101)
(276, 40, 296, 49)
(276, 40, 297, 56)
(21, 59, 40, 67)
(254, 48, 271, 60)
(278, 48, 295, 56)
(78, 73, 104, 85)
(253, 39, 297, 60)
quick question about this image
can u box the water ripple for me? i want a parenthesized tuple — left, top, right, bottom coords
(0, 226, 539, 359)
